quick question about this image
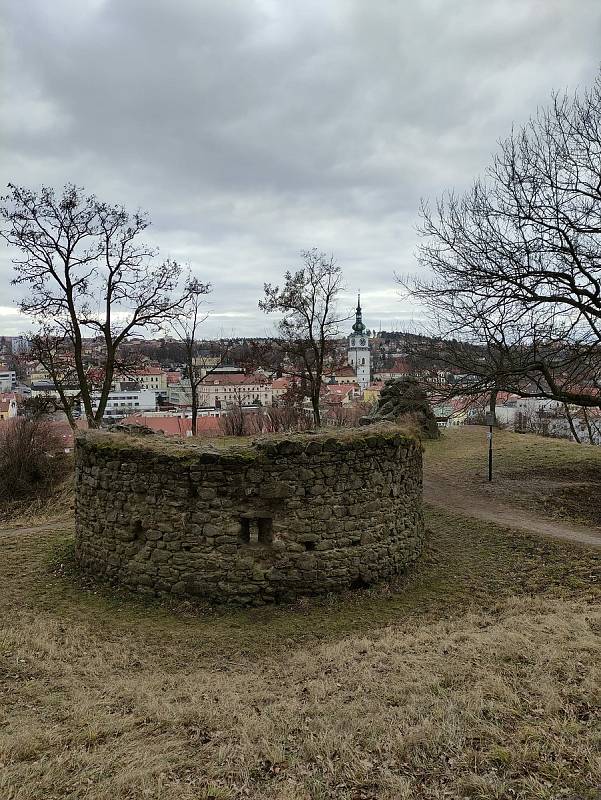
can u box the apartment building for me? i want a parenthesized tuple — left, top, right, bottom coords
(0, 370, 17, 392)
(91, 388, 157, 419)
(116, 367, 168, 395)
(198, 373, 273, 409)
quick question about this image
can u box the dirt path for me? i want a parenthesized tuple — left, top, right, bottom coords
(0, 519, 73, 538)
(424, 477, 601, 548)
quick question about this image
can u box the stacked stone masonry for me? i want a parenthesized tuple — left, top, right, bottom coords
(75, 425, 424, 605)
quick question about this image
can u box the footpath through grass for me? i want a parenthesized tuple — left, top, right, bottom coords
(1, 430, 600, 799)
(424, 426, 601, 527)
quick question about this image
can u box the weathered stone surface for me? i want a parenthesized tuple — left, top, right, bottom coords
(74, 425, 424, 605)
(360, 377, 440, 439)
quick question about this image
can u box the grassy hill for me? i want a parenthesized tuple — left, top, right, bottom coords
(0, 429, 600, 799)
(425, 426, 601, 526)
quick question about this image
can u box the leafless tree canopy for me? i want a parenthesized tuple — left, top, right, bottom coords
(259, 249, 347, 426)
(407, 73, 601, 413)
(170, 277, 215, 436)
(0, 184, 194, 428)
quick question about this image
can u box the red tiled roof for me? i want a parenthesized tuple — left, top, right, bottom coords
(326, 383, 357, 397)
(272, 377, 290, 389)
(121, 414, 222, 436)
(166, 372, 182, 384)
(325, 384, 360, 405)
(330, 365, 356, 377)
(377, 359, 411, 375)
(128, 367, 165, 376)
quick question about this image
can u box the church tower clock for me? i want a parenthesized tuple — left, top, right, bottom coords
(347, 294, 371, 390)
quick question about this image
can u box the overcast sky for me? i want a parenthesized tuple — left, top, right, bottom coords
(1, 0, 600, 338)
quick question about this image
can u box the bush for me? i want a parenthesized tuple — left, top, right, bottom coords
(0, 418, 70, 501)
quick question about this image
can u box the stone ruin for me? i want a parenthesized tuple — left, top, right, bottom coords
(361, 377, 440, 439)
(75, 424, 424, 605)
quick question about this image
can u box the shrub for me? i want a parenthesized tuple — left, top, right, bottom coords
(0, 418, 70, 501)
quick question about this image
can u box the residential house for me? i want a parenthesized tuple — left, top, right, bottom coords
(363, 380, 384, 405)
(324, 383, 360, 407)
(271, 377, 293, 403)
(28, 364, 52, 384)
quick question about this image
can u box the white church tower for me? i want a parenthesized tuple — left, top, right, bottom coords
(347, 293, 371, 390)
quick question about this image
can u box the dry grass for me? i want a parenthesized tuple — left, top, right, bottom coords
(1, 592, 599, 799)
(0, 475, 74, 527)
(1, 428, 601, 798)
(424, 426, 601, 526)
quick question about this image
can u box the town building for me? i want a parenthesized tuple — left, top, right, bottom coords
(28, 364, 53, 384)
(324, 382, 360, 407)
(91, 388, 157, 419)
(373, 358, 411, 382)
(10, 336, 30, 355)
(347, 295, 371, 391)
(326, 365, 359, 385)
(30, 381, 79, 403)
(116, 367, 168, 395)
(198, 373, 273, 409)
(363, 380, 385, 404)
(167, 380, 193, 407)
(0, 392, 18, 420)
(0, 370, 17, 392)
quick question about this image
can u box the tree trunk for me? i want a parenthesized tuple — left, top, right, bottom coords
(191, 385, 198, 436)
(582, 407, 595, 444)
(488, 387, 498, 426)
(91, 349, 117, 429)
(311, 392, 321, 428)
(57, 387, 78, 431)
(563, 402, 581, 444)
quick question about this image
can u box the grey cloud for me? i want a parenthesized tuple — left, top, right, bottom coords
(1, 0, 601, 336)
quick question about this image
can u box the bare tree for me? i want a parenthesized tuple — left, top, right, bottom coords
(405, 73, 601, 420)
(169, 277, 215, 436)
(259, 249, 347, 427)
(0, 184, 195, 428)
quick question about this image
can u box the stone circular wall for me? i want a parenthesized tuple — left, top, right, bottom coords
(75, 425, 424, 604)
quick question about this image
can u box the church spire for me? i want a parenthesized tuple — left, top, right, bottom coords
(352, 291, 366, 335)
